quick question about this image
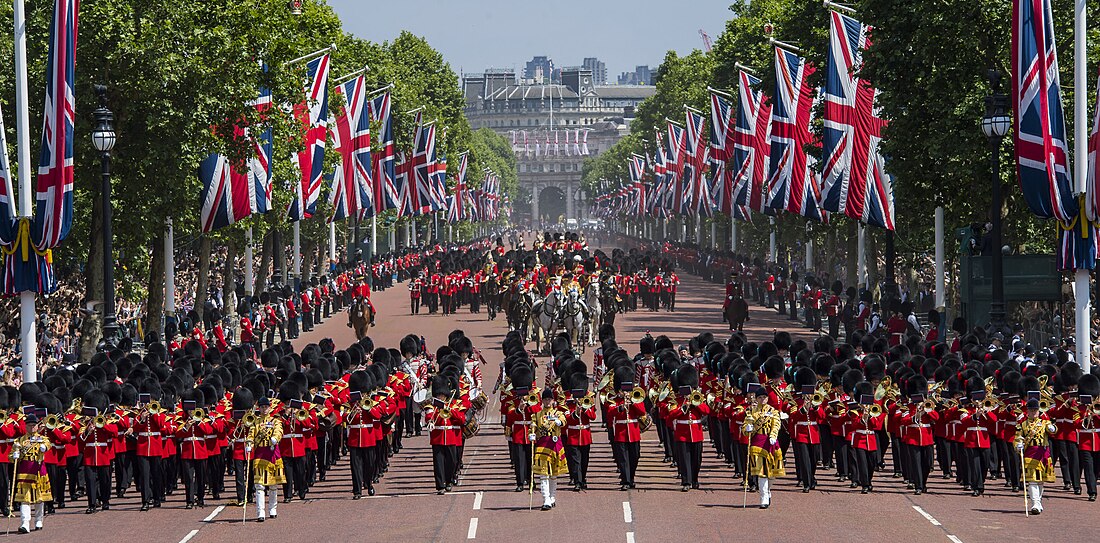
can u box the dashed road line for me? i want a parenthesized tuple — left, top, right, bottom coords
(203, 505, 226, 522)
(912, 505, 941, 526)
(622, 501, 633, 523)
(467, 517, 479, 539)
(472, 491, 483, 510)
(947, 537, 963, 543)
(179, 529, 200, 543)
(626, 532, 636, 543)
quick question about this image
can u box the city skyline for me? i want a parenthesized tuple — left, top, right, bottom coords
(325, 0, 732, 80)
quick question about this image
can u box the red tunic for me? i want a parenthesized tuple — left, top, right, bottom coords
(606, 398, 646, 443)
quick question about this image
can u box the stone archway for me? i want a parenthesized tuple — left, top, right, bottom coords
(538, 186, 566, 225)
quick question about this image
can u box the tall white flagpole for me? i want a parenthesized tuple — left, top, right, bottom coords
(1074, 0, 1090, 371)
(15, 0, 35, 379)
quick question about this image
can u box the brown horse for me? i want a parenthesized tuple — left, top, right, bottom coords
(347, 297, 375, 340)
(724, 296, 749, 332)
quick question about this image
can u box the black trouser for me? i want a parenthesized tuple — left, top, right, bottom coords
(793, 442, 818, 487)
(732, 440, 747, 476)
(65, 455, 83, 500)
(819, 425, 835, 468)
(233, 458, 250, 503)
(852, 448, 875, 488)
(611, 441, 640, 486)
(316, 434, 329, 480)
(676, 441, 703, 486)
(966, 447, 990, 491)
(935, 437, 953, 476)
(283, 456, 307, 499)
(999, 439, 1021, 489)
(207, 450, 225, 497)
(432, 445, 458, 490)
(135, 455, 161, 504)
(349, 447, 372, 494)
(302, 311, 313, 332)
(828, 315, 839, 339)
(510, 443, 531, 487)
(564, 444, 590, 486)
(83, 465, 112, 508)
(401, 402, 415, 437)
(393, 413, 406, 450)
(47, 463, 66, 506)
(288, 314, 299, 338)
(181, 459, 206, 504)
(951, 442, 968, 484)
(411, 297, 420, 314)
(910, 444, 934, 491)
(0, 463, 10, 515)
(1053, 438, 1081, 490)
(1080, 448, 1100, 497)
(114, 450, 134, 496)
(833, 435, 850, 478)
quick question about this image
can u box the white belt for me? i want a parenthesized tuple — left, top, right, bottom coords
(911, 424, 931, 428)
(87, 442, 109, 447)
(0, 439, 15, 444)
(1056, 418, 1074, 423)
(796, 421, 816, 427)
(567, 425, 590, 430)
(51, 444, 65, 449)
(1081, 429, 1100, 434)
(435, 426, 457, 430)
(675, 419, 702, 425)
(233, 439, 247, 444)
(284, 433, 302, 438)
(1006, 422, 1017, 427)
(855, 430, 875, 435)
(349, 424, 374, 429)
(614, 419, 638, 425)
(183, 437, 204, 442)
(512, 421, 531, 426)
(967, 427, 987, 432)
(137, 432, 160, 437)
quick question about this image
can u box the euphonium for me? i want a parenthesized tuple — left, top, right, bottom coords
(1038, 398, 1053, 413)
(867, 404, 883, 418)
(630, 388, 647, 404)
(981, 397, 998, 410)
(688, 389, 705, 407)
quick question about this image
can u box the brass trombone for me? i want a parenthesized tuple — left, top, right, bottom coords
(867, 404, 883, 418)
(630, 388, 647, 404)
(524, 390, 541, 407)
(688, 389, 706, 407)
(578, 394, 595, 411)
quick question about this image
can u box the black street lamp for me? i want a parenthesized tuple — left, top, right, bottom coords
(91, 85, 117, 343)
(982, 70, 1011, 335)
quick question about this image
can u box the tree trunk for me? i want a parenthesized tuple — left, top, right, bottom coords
(78, 195, 105, 363)
(845, 220, 858, 287)
(302, 240, 315, 282)
(867, 230, 880, 297)
(223, 238, 238, 317)
(274, 228, 286, 285)
(258, 230, 273, 294)
(194, 236, 212, 323)
(145, 228, 166, 342)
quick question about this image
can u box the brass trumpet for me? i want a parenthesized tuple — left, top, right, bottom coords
(191, 408, 206, 422)
(1092, 401, 1100, 416)
(524, 390, 541, 407)
(241, 411, 258, 428)
(146, 400, 163, 415)
(578, 395, 595, 410)
(296, 408, 311, 422)
(921, 399, 936, 413)
(1038, 398, 1053, 413)
(630, 388, 647, 404)
(867, 404, 883, 418)
(44, 414, 68, 431)
(809, 392, 826, 408)
(981, 397, 998, 410)
(688, 389, 705, 407)
(93, 414, 108, 429)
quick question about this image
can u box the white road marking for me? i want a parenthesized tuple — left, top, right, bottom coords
(468, 517, 479, 539)
(626, 532, 636, 543)
(912, 505, 942, 526)
(203, 505, 226, 522)
(622, 501, 633, 523)
(179, 529, 199, 543)
(472, 491, 483, 510)
(947, 537, 963, 543)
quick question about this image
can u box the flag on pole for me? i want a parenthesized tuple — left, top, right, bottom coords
(709, 89, 737, 216)
(394, 151, 415, 217)
(411, 122, 439, 214)
(765, 47, 827, 223)
(822, 11, 894, 229)
(369, 91, 399, 212)
(630, 154, 647, 216)
(682, 109, 713, 217)
(287, 53, 331, 221)
(329, 74, 372, 222)
(248, 70, 274, 215)
(666, 121, 687, 213)
(447, 153, 468, 223)
(732, 70, 772, 215)
(199, 155, 252, 233)
(0, 105, 15, 238)
(1012, 0, 1076, 222)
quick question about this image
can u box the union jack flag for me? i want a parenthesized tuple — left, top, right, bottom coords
(629, 154, 647, 216)
(447, 153, 469, 223)
(1089, 67, 1100, 221)
(369, 91, 399, 211)
(248, 70, 274, 215)
(199, 155, 253, 233)
(287, 53, 330, 221)
(709, 89, 737, 216)
(666, 121, 687, 213)
(1012, 0, 1076, 222)
(581, 130, 589, 155)
(329, 74, 373, 223)
(411, 122, 440, 214)
(32, 0, 78, 253)
(431, 131, 449, 212)
(822, 11, 893, 229)
(732, 70, 772, 216)
(682, 109, 713, 217)
(574, 129, 582, 156)
(393, 151, 415, 217)
(765, 47, 828, 223)
(0, 105, 13, 229)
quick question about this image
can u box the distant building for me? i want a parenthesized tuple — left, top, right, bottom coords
(617, 65, 653, 86)
(582, 57, 607, 86)
(524, 56, 553, 83)
(463, 68, 655, 227)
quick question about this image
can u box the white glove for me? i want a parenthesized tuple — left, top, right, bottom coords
(744, 424, 754, 433)
(244, 445, 253, 454)
(528, 433, 536, 441)
(270, 437, 278, 446)
(770, 438, 778, 446)
(1016, 442, 1024, 451)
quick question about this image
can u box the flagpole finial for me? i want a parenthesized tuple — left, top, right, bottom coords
(823, 0, 856, 14)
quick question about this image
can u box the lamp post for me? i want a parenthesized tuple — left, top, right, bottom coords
(981, 70, 1011, 335)
(92, 85, 117, 343)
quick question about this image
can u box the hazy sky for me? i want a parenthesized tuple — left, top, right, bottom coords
(327, 0, 735, 80)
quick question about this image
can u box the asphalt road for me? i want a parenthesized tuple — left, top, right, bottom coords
(16, 255, 1094, 542)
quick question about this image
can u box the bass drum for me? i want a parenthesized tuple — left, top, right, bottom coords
(412, 388, 429, 413)
(462, 417, 481, 439)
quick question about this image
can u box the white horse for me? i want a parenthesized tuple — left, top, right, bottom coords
(529, 289, 562, 353)
(560, 288, 588, 353)
(585, 281, 602, 346)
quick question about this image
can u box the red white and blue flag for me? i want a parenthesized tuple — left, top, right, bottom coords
(369, 91, 400, 211)
(329, 74, 373, 223)
(822, 11, 893, 229)
(666, 121, 687, 213)
(446, 153, 468, 223)
(732, 70, 772, 217)
(287, 53, 331, 221)
(248, 72, 274, 215)
(682, 109, 713, 217)
(1012, 0, 1076, 223)
(765, 47, 827, 223)
(0, 105, 13, 231)
(411, 122, 440, 214)
(199, 154, 253, 232)
(32, 0, 78, 253)
(629, 154, 647, 216)
(394, 151, 415, 217)
(431, 132, 449, 212)
(709, 89, 742, 218)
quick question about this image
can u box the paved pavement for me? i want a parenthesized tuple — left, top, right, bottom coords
(18, 261, 1096, 542)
